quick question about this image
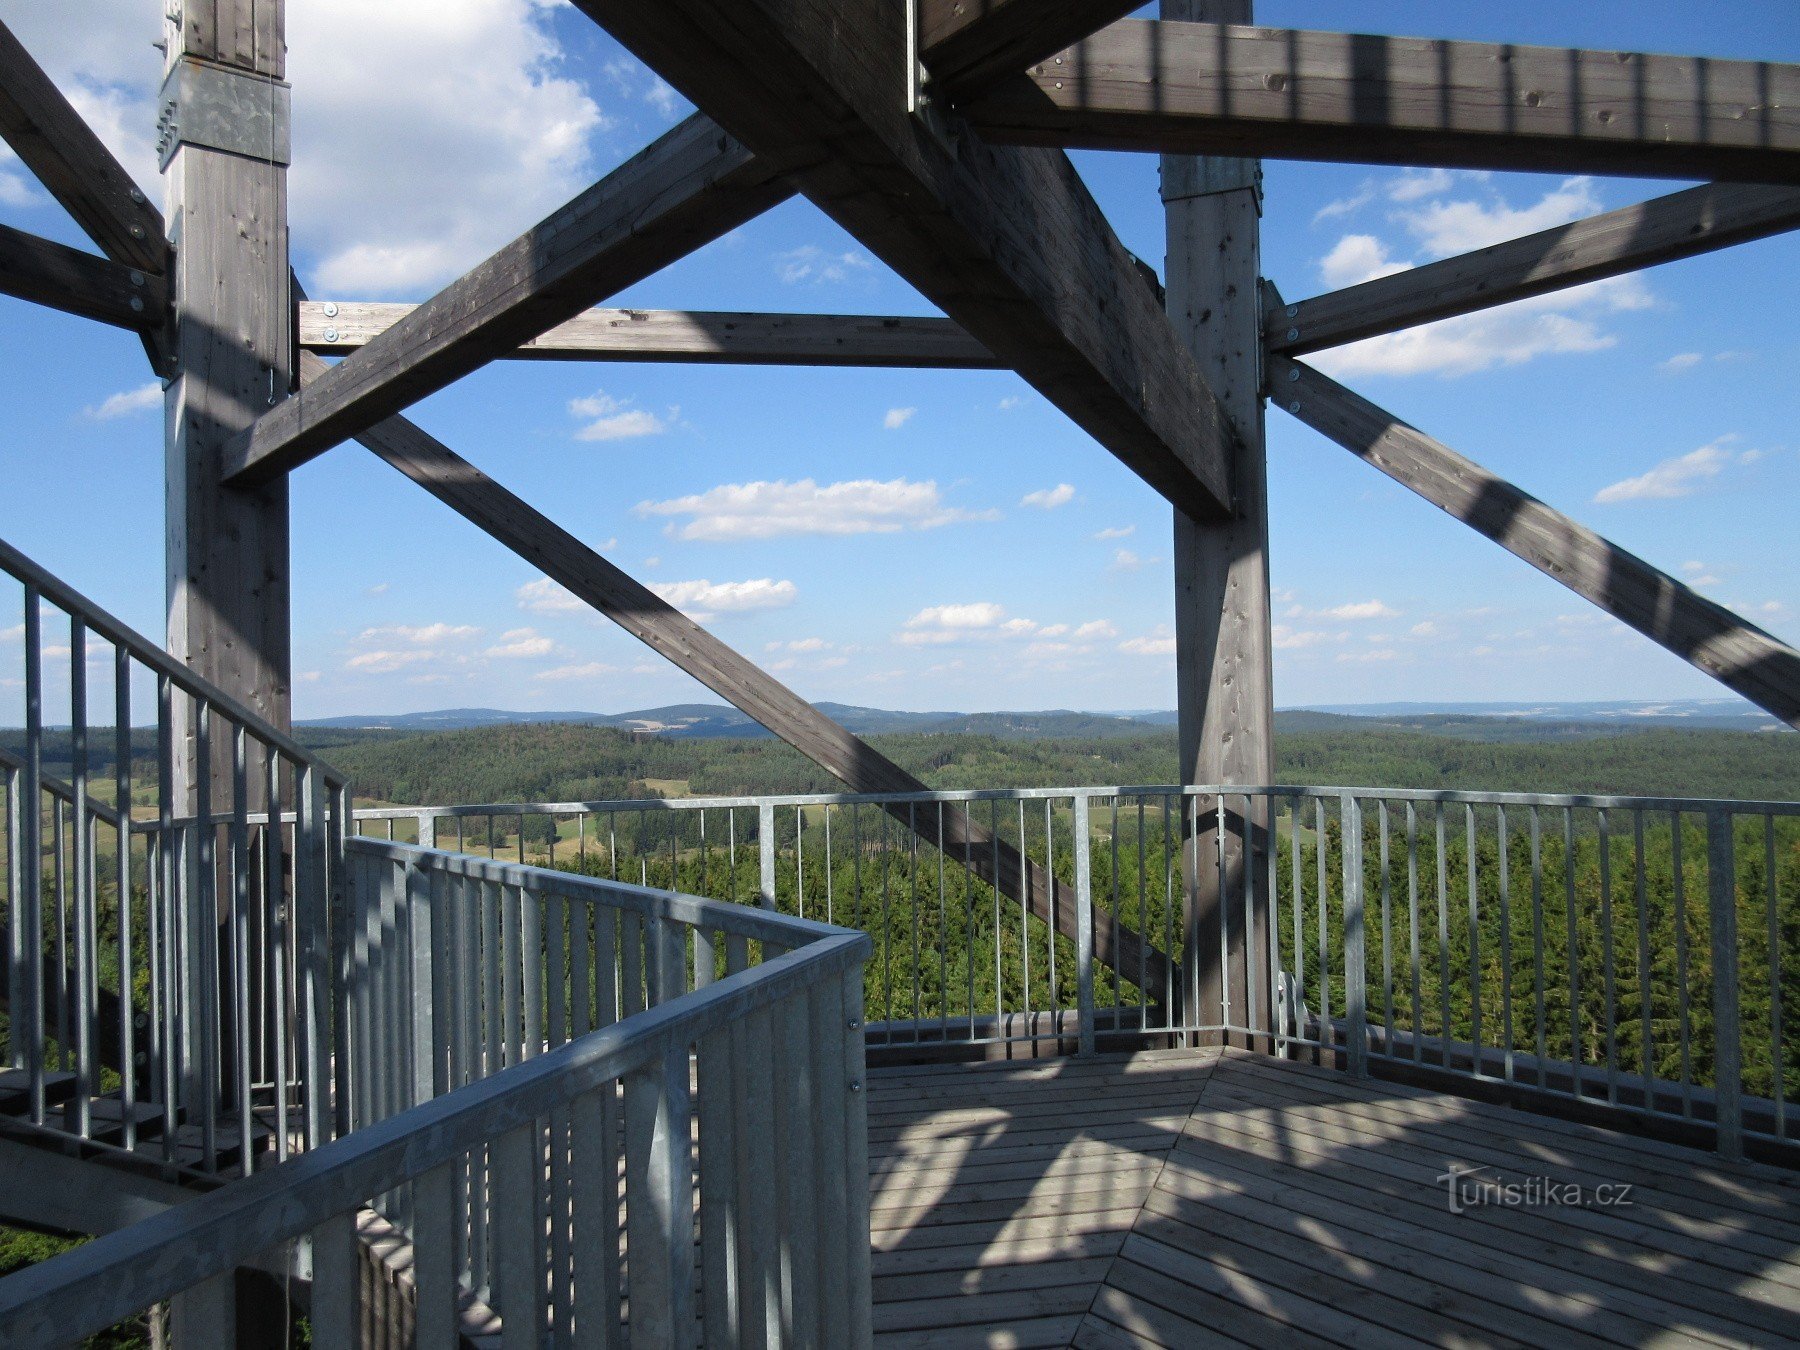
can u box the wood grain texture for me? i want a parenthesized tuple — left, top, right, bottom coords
(0, 224, 166, 331)
(1271, 355, 1800, 728)
(224, 116, 793, 485)
(0, 19, 165, 274)
(573, 0, 1238, 521)
(299, 302, 998, 369)
(1273, 182, 1800, 355)
(305, 350, 1169, 991)
(966, 19, 1800, 183)
(174, 0, 284, 79)
(1165, 0, 1275, 1050)
(920, 0, 1142, 98)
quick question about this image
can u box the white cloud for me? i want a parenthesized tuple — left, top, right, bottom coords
(568, 391, 669, 442)
(650, 578, 797, 620)
(0, 624, 23, 643)
(1020, 483, 1075, 510)
(346, 650, 435, 673)
(82, 383, 161, 421)
(1093, 525, 1136, 541)
(0, 142, 37, 207)
(997, 396, 1023, 411)
(485, 627, 555, 658)
(768, 637, 830, 653)
(1387, 167, 1455, 203)
(1337, 649, 1400, 663)
(358, 622, 480, 644)
(1119, 633, 1176, 657)
(636, 478, 995, 541)
(1409, 621, 1438, 637)
(1314, 600, 1399, 621)
(1401, 177, 1603, 257)
(365, 582, 390, 596)
(534, 661, 619, 682)
(906, 602, 1007, 631)
(777, 245, 872, 285)
(517, 577, 585, 613)
(1594, 437, 1758, 504)
(883, 407, 917, 431)
(1318, 235, 1410, 290)
(1273, 625, 1337, 650)
(1313, 181, 1376, 223)
(1073, 620, 1117, 640)
(1659, 352, 1704, 374)
(1109, 549, 1143, 572)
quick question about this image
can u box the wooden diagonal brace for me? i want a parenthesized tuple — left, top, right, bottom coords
(0, 223, 167, 332)
(921, 0, 1143, 100)
(301, 349, 1172, 996)
(1271, 355, 1800, 730)
(575, 0, 1238, 521)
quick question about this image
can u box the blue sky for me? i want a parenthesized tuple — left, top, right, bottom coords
(1, 1, 1797, 719)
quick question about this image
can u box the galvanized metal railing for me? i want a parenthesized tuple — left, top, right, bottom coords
(358, 783, 1798, 1157)
(0, 850, 873, 1348)
(1, 536, 350, 1172)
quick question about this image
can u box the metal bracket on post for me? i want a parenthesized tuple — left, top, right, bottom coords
(1072, 795, 1096, 1056)
(157, 57, 292, 170)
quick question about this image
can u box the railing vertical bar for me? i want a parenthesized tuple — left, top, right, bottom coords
(1707, 808, 1742, 1159)
(965, 809, 977, 1039)
(774, 991, 819, 1341)
(414, 1161, 460, 1350)
(733, 1004, 777, 1348)
(1315, 798, 1328, 1056)
(1499, 804, 1513, 1085)
(1266, 793, 1282, 1055)
(265, 754, 288, 1161)
(910, 803, 922, 1037)
(482, 876, 503, 1083)
(1530, 806, 1547, 1093)
(1110, 796, 1122, 1017)
(348, 851, 373, 1131)
(153, 673, 175, 1159)
(193, 699, 218, 1171)
(1378, 800, 1392, 1056)
(879, 810, 893, 1047)
(694, 924, 716, 991)
(1435, 803, 1450, 1070)
(1599, 807, 1618, 1106)
(1673, 812, 1693, 1117)
(626, 1039, 697, 1347)
(1136, 798, 1147, 1030)
(698, 1024, 739, 1349)
(503, 882, 524, 1067)
(20, 584, 44, 1123)
(937, 801, 948, 1042)
(1163, 798, 1175, 1034)
(522, 883, 544, 1055)
(621, 910, 644, 1018)
(841, 964, 872, 1349)
(1406, 802, 1420, 1065)
(1242, 793, 1257, 1045)
(1074, 794, 1095, 1056)
(809, 975, 850, 1346)
(570, 1077, 620, 1349)
(1289, 797, 1303, 1048)
(1768, 813, 1785, 1141)
(1215, 795, 1229, 1035)
(53, 799, 67, 1078)
(69, 616, 94, 1138)
(1466, 803, 1480, 1077)
(229, 724, 251, 1172)
(1341, 794, 1366, 1076)
(546, 899, 572, 1345)
(758, 802, 776, 911)
(1018, 800, 1031, 1045)
(4, 761, 19, 1080)
(1045, 797, 1058, 1045)
(308, 1210, 359, 1350)
(1634, 809, 1654, 1103)
(1565, 807, 1582, 1093)
(795, 804, 805, 919)
(494, 1119, 547, 1347)
(823, 806, 834, 924)
(111, 651, 134, 1144)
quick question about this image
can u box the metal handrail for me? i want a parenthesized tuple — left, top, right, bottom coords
(0, 923, 871, 1346)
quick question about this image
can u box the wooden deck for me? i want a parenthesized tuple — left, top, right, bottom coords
(866, 1048, 1800, 1348)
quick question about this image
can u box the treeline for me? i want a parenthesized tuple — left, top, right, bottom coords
(315, 719, 1800, 808)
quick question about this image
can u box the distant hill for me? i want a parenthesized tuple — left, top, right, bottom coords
(298, 697, 1789, 742)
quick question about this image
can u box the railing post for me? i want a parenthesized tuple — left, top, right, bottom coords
(841, 963, 873, 1350)
(1341, 793, 1367, 1077)
(758, 802, 777, 910)
(417, 812, 436, 851)
(20, 585, 44, 1123)
(1073, 794, 1096, 1056)
(1706, 808, 1743, 1159)
(296, 766, 333, 1148)
(407, 854, 436, 1111)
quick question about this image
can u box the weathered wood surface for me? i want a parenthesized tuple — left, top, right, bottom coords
(173, 0, 285, 80)
(920, 0, 1143, 99)
(1164, 0, 1275, 1052)
(1271, 355, 1800, 730)
(867, 1048, 1800, 1346)
(0, 223, 165, 331)
(303, 350, 1169, 992)
(574, 0, 1239, 521)
(0, 20, 166, 274)
(224, 116, 793, 485)
(1274, 182, 1800, 356)
(966, 19, 1800, 183)
(299, 302, 999, 369)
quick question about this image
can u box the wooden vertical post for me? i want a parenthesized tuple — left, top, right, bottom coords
(1163, 0, 1275, 1050)
(162, 0, 293, 771)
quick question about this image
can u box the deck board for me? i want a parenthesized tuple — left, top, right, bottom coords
(866, 1047, 1800, 1347)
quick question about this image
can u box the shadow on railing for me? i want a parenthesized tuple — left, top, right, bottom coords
(0, 844, 874, 1346)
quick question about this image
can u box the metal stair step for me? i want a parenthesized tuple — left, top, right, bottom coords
(0, 1070, 78, 1116)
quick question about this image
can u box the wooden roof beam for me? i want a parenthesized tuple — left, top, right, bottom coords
(573, 0, 1238, 521)
(306, 347, 1171, 992)
(1271, 355, 1800, 729)
(222, 115, 796, 486)
(965, 19, 1800, 184)
(0, 21, 166, 275)
(299, 302, 1000, 369)
(1270, 182, 1800, 357)
(0, 223, 167, 332)
(920, 0, 1143, 100)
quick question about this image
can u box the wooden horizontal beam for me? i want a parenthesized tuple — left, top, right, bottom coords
(1271, 355, 1800, 729)
(965, 19, 1800, 183)
(574, 0, 1237, 521)
(1271, 182, 1800, 356)
(0, 223, 167, 331)
(299, 302, 999, 369)
(920, 0, 1142, 100)
(222, 115, 794, 486)
(305, 347, 1170, 991)
(0, 20, 166, 274)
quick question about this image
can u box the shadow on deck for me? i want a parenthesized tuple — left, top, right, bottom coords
(866, 1048, 1800, 1348)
